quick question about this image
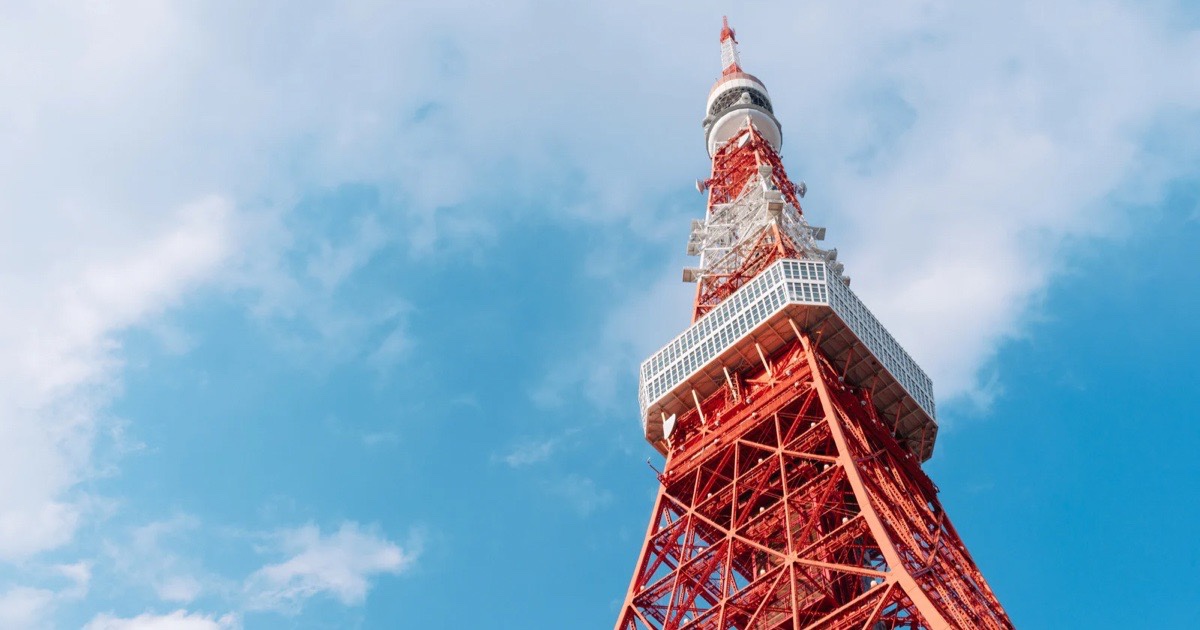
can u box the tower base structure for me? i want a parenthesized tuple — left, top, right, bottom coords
(616, 333, 1011, 629)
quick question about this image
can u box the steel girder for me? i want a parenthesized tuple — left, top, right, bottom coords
(615, 336, 1011, 630)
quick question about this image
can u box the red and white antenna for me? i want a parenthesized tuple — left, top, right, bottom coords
(719, 16, 741, 75)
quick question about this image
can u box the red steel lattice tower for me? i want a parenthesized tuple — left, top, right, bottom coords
(615, 19, 1012, 630)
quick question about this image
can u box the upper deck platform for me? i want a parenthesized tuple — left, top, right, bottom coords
(638, 258, 938, 461)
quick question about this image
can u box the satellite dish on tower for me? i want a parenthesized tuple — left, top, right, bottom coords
(663, 414, 677, 440)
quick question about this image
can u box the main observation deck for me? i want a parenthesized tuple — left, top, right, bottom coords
(638, 258, 938, 461)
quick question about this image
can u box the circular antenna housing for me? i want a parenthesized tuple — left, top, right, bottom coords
(703, 72, 782, 156)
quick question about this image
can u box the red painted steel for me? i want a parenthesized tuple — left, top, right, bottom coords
(692, 127, 805, 322)
(615, 334, 1012, 629)
(616, 19, 1011, 629)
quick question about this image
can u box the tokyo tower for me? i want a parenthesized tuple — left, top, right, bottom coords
(615, 19, 1012, 629)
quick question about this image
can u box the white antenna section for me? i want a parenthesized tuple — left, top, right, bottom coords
(688, 132, 832, 286)
(720, 16, 741, 72)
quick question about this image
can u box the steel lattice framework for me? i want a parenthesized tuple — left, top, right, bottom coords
(616, 334, 1009, 629)
(692, 127, 806, 321)
(615, 18, 1012, 629)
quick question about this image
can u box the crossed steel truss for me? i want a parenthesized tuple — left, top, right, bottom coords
(616, 334, 1011, 629)
(690, 126, 824, 321)
(622, 20, 1011, 625)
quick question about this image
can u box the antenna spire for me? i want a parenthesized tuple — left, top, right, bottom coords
(719, 16, 741, 75)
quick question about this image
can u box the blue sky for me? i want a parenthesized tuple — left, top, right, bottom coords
(0, 2, 1198, 628)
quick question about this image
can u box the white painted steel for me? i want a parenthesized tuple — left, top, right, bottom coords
(705, 76, 770, 113)
(639, 257, 937, 458)
(688, 156, 817, 283)
(707, 110, 782, 156)
(720, 36, 740, 73)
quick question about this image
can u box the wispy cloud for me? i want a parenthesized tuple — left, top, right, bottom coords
(55, 562, 92, 599)
(547, 475, 613, 517)
(496, 439, 559, 468)
(238, 202, 411, 367)
(83, 610, 240, 630)
(0, 562, 92, 628)
(323, 416, 402, 450)
(361, 431, 401, 448)
(243, 522, 417, 614)
(0, 197, 232, 562)
(93, 517, 415, 621)
(103, 515, 222, 606)
(0, 587, 57, 629)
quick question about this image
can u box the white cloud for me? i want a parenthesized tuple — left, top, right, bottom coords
(360, 431, 401, 448)
(0, 0, 433, 570)
(240, 207, 410, 365)
(244, 522, 415, 613)
(84, 610, 240, 630)
(0, 587, 56, 629)
(0, 561, 93, 627)
(99, 517, 413, 618)
(155, 578, 204, 606)
(0, 0, 716, 572)
(104, 516, 222, 606)
(498, 439, 559, 468)
(55, 562, 92, 599)
(0, 197, 232, 561)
